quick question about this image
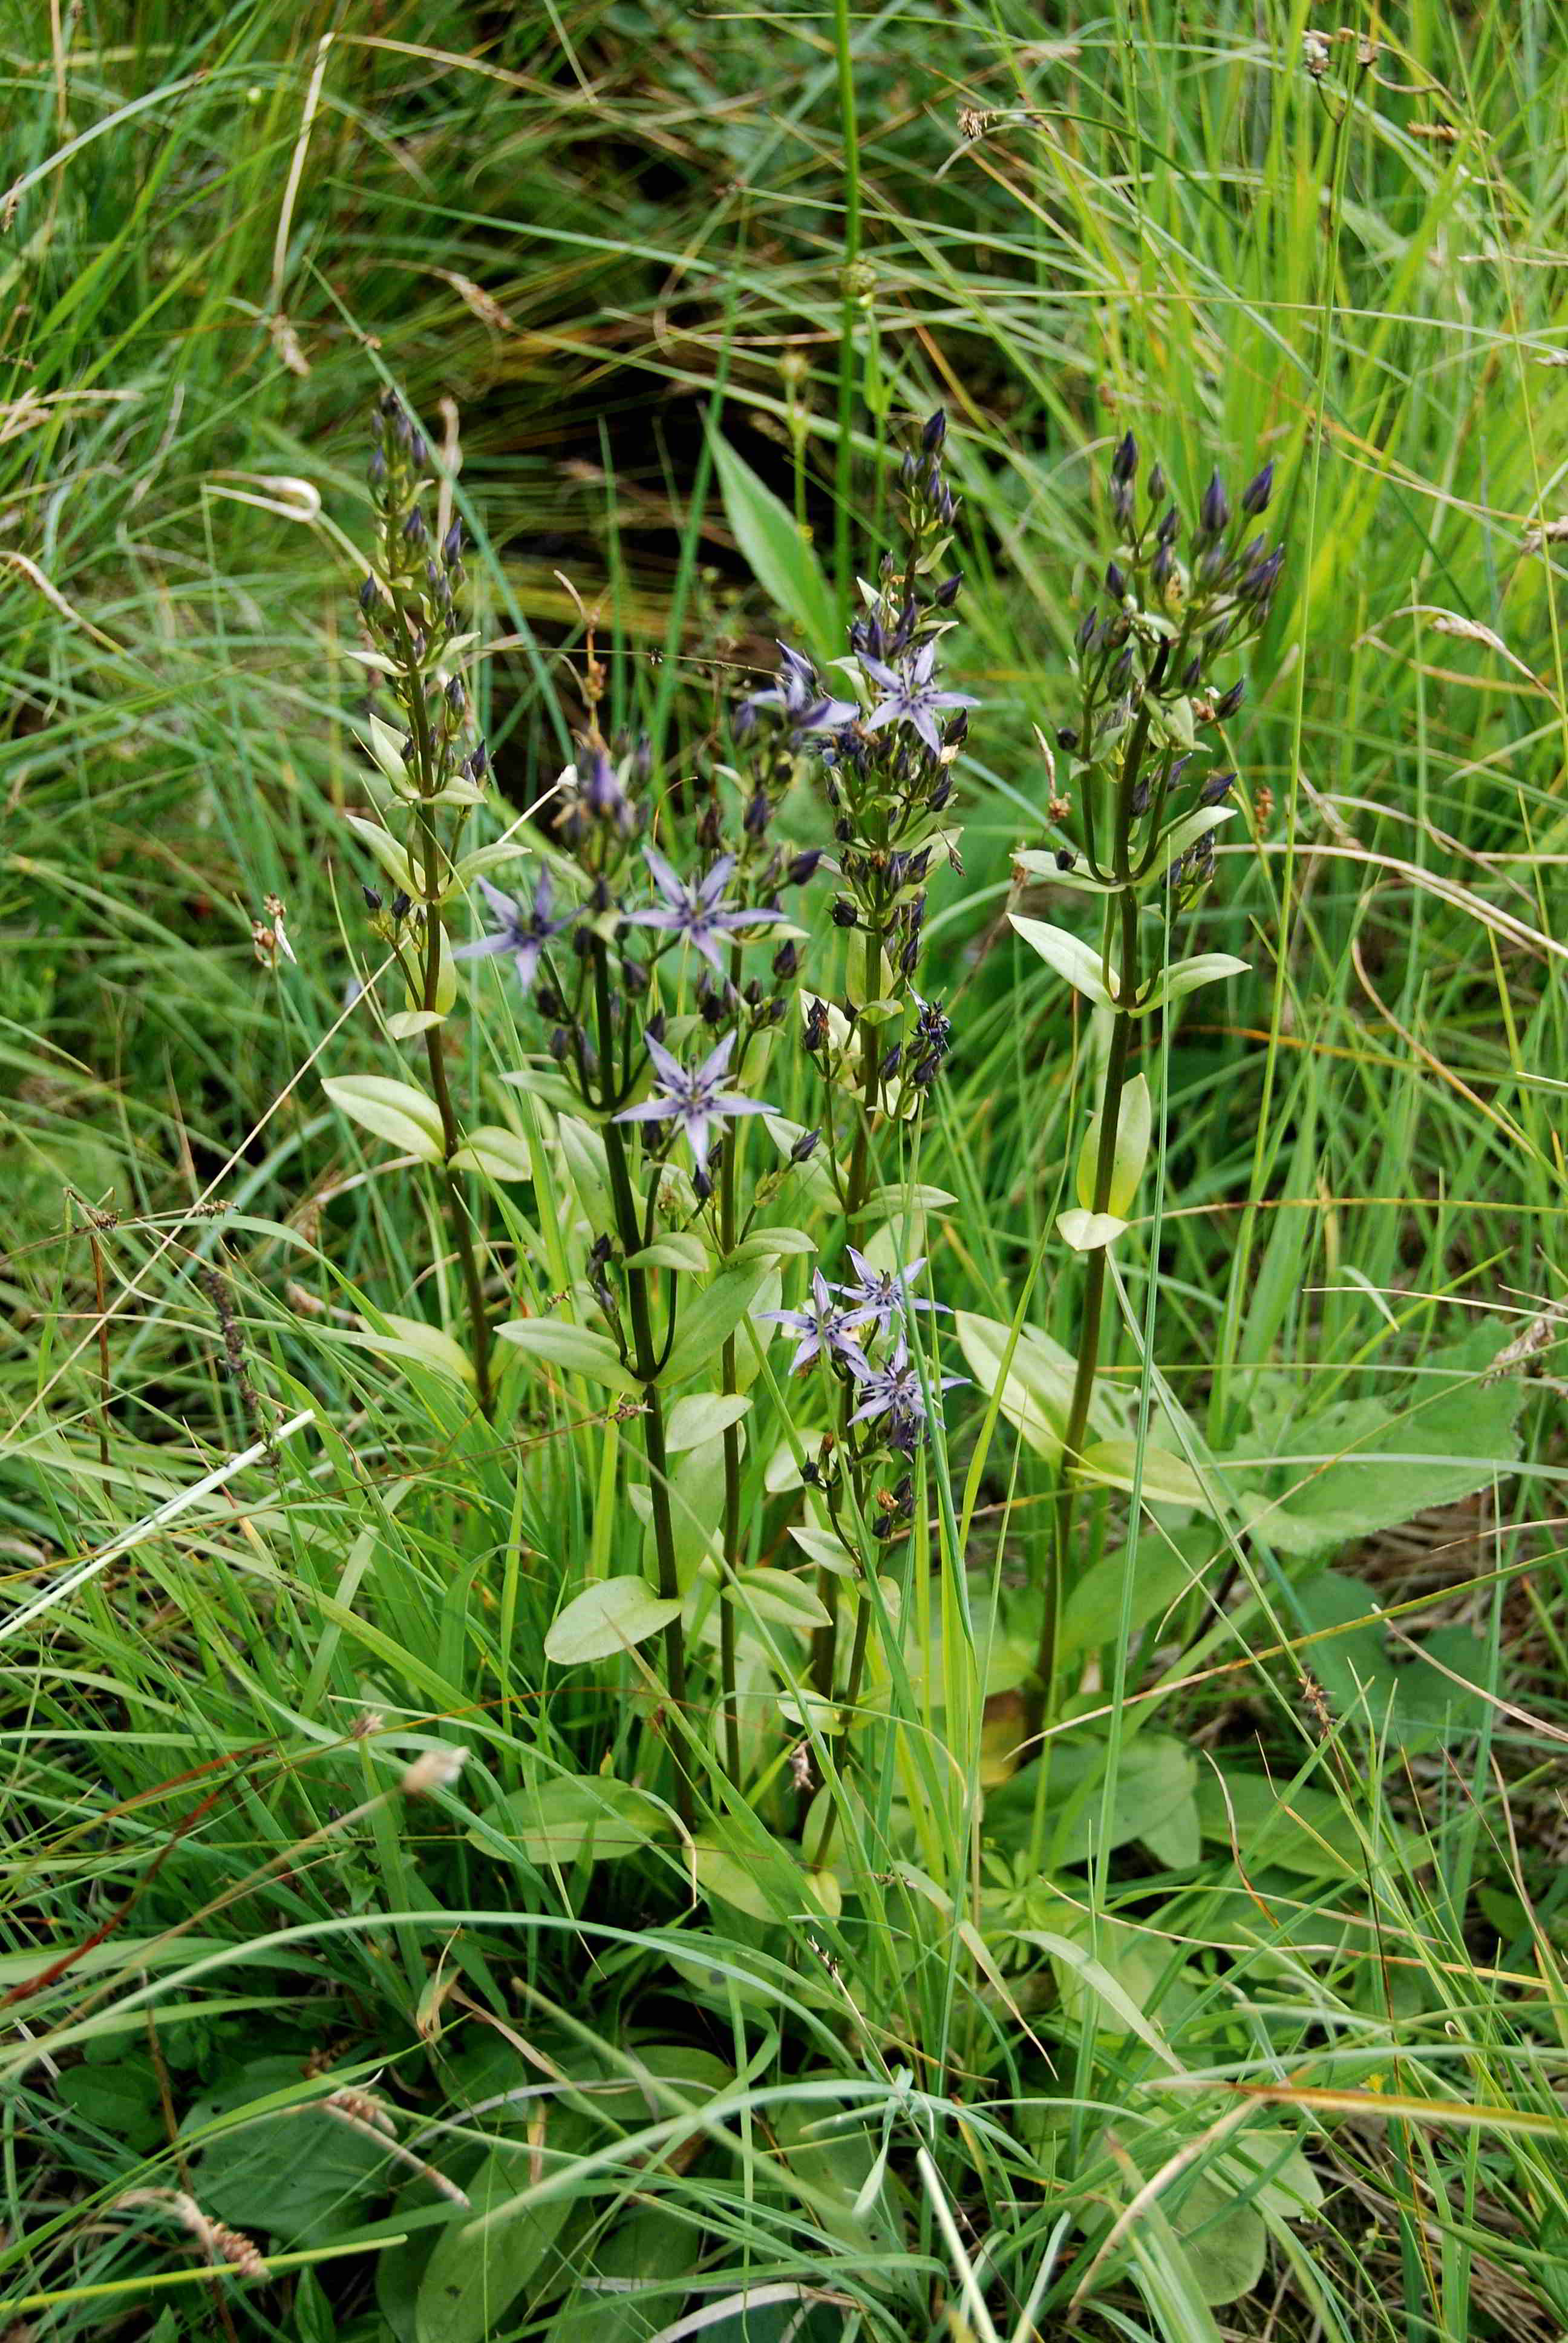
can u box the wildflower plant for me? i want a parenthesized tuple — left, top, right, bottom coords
(321, 393, 973, 1840)
(1005, 431, 1285, 1724)
(321, 391, 520, 1417)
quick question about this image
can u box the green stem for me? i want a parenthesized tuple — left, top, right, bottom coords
(814, 921, 883, 1699)
(1030, 712, 1150, 1732)
(809, 1573, 872, 1870)
(594, 945, 693, 1823)
(717, 989, 744, 1787)
(394, 602, 494, 1418)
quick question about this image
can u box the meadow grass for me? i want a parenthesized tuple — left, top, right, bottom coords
(2, 3, 1567, 2338)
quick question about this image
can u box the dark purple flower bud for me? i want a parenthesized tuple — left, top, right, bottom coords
(390, 890, 411, 921)
(697, 802, 724, 851)
(786, 849, 823, 886)
(1104, 559, 1128, 601)
(537, 986, 562, 1020)
(943, 709, 969, 750)
(804, 997, 829, 1050)
(367, 448, 387, 490)
(899, 450, 917, 488)
(469, 739, 489, 779)
(1242, 548, 1284, 606)
(732, 698, 757, 742)
(358, 574, 377, 615)
(743, 977, 763, 1009)
(785, 1126, 819, 1168)
(1199, 471, 1230, 539)
(1129, 780, 1151, 817)
(899, 931, 920, 975)
(1241, 460, 1275, 517)
(1199, 769, 1236, 805)
(645, 1011, 667, 1045)
(922, 408, 947, 453)
(744, 790, 770, 838)
(1056, 724, 1079, 751)
(409, 433, 430, 473)
(1215, 679, 1246, 720)
(1147, 462, 1166, 506)
(402, 507, 426, 548)
(773, 940, 799, 980)
(1111, 428, 1138, 484)
(692, 1164, 713, 1202)
(445, 675, 465, 716)
(831, 899, 858, 929)
(362, 883, 383, 910)
(581, 748, 621, 819)
(833, 818, 854, 845)
(1181, 657, 1203, 692)
(442, 519, 463, 565)
(1054, 848, 1076, 872)
(929, 773, 953, 812)
(933, 574, 961, 608)
(881, 1043, 903, 1080)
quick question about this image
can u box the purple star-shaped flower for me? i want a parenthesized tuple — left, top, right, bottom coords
(613, 1029, 774, 1176)
(759, 1269, 872, 1378)
(739, 643, 861, 736)
(453, 869, 576, 992)
(848, 1331, 965, 1449)
(859, 642, 978, 758)
(832, 1248, 947, 1338)
(621, 848, 785, 976)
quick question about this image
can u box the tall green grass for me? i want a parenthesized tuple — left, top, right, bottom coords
(2, 2, 1567, 2338)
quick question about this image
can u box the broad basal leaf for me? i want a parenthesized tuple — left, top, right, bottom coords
(544, 1576, 682, 1665)
(469, 1774, 668, 1866)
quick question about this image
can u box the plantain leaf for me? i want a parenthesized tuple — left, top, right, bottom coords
(322, 1073, 445, 1162)
(1134, 952, 1249, 1016)
(448, 1124, 534, 1182)
(544, 1576, 682, 1665)
(1008, 914, 1116, 1009)
(1077, 1071, 1152, 1216)
(495, 1318, 641, 1395)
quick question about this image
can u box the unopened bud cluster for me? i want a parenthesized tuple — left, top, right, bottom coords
(359, 392, 489, 821)
(1053, 433, 1283, 900)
